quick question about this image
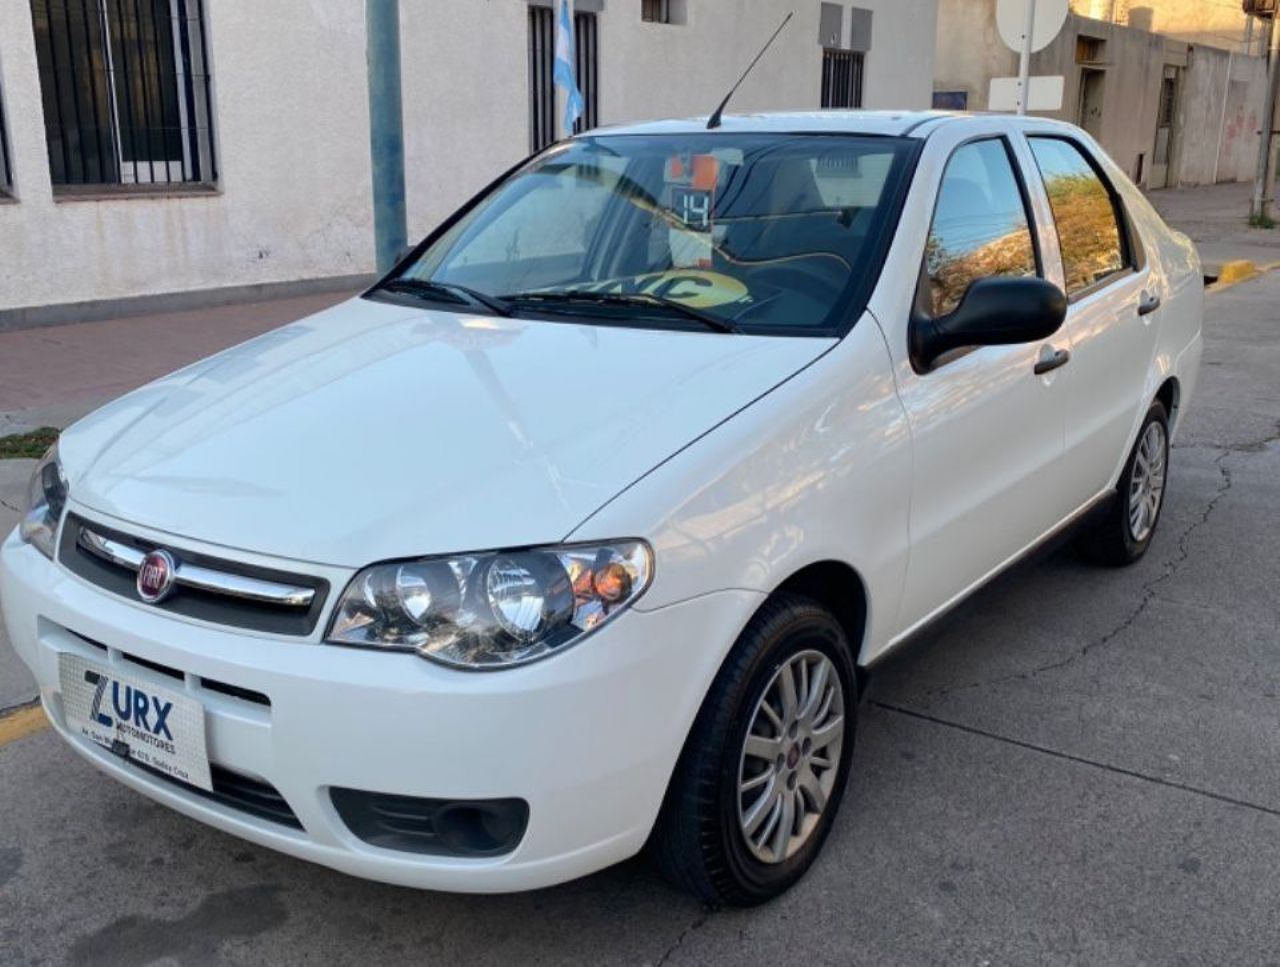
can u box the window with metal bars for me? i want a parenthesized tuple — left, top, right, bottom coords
(30, 0, 216, 190)
(0, 89, 13, 193)
(821, 48, 864, 109)
(528, 6, 599, 153)
(642, 0, 670, 22)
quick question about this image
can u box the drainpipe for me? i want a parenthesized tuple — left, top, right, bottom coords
(1251, 18, 1280, 223)
(1213, 50, 1233, 185)
(366, 0, 408, 274)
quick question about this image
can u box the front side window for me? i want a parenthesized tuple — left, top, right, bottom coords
(30, 0, 216, 189)
(1028, 137, 1128, 296)
(925, 138, 1037, 317)
(382, 133, 917, 335)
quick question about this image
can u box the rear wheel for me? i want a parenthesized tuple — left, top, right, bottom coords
(647, 595, 856, 906)
(1078, 399, 1170, 566)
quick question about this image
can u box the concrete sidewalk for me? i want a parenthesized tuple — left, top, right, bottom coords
(1147, 180, 1280, 276)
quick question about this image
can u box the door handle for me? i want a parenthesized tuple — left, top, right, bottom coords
(1138, 291, 1162, 316)
(1034, 348, 1071, 375)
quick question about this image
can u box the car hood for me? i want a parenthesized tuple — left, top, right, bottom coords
(60, 298, 832, 566)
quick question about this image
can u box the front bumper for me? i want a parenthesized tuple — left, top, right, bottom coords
(0, 525, 760, 892)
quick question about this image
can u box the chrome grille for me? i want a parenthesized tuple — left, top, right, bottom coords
(77, 528, 316, 607)
(58, 513, 329, 636)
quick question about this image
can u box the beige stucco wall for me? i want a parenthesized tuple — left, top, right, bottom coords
(0, 0, 939, 314)
(1070, 0, 1260, 54)
(1175, 45, 1271, 185)
(0, 1, 374, 315)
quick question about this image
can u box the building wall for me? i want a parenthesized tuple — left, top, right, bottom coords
(1038, 16, 1175, 185)
(1070, 0, 1264, 55)
(0, 0, 938, 316)
(1176, 45, 1270, 185)
(0, 1, 375, 317)
(933, 0, 1272, 190)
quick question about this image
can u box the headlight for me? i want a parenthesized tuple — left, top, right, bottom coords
(19, 444, 68, 560)
(326, 541, 653, 669)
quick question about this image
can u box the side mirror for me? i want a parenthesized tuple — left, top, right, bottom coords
(910, 276, 1068, 371)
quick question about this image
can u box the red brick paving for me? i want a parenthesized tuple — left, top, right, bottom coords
(0, 291, 350, 412)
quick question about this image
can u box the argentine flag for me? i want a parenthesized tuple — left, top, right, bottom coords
(554, 0, 585, 135)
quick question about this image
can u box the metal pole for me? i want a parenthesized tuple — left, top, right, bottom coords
(366, 0, 408, 274)
(1251, 17, 1280, 223)
(1016, 0, 1038, 115)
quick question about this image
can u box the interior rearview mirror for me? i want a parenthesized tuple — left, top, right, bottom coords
(910, 276, 1068, 371)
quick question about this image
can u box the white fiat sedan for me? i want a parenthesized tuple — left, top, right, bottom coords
(2, 112, 1202, 906)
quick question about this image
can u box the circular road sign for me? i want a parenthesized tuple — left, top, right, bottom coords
(996, 0, 1069, 54)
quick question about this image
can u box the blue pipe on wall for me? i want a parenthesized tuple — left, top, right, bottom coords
(366, 0, 408, 274)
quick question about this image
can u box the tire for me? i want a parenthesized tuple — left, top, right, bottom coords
(647, 594, 857, 907)
(1078, 399, 1170, 567)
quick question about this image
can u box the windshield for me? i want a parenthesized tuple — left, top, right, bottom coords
(375, 133, 917, 335)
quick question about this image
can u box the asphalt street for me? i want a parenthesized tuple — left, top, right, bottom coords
(1, 267, 1278, 965)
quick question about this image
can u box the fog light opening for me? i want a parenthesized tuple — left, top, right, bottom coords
(435, 802, 526, 857)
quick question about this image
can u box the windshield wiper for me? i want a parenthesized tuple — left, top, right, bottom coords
(379, 278, 514, 318)
(503, 290, 739, 334)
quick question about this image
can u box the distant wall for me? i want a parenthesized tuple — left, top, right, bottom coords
(1177, 47, 1270, 186)
(1070, 0, 1260, 55)
(933, 0, 1017, 104)
(1027, 15, 1173, 185)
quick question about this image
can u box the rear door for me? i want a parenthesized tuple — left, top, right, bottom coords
(1020, 134, 1158, 502)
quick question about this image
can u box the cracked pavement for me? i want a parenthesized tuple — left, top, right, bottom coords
(1, 269, 1279, 964)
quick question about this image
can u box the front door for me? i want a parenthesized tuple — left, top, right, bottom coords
(893, 137, 1073, 633)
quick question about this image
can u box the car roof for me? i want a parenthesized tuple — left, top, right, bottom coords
(589, 110, 1083, 141)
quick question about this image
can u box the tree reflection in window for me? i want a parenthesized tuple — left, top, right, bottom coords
(926, 139, 1037, 318)
(1029, 138, 1126, 296)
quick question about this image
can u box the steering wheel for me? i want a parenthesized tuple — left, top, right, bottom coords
(744, 259, 845, 301)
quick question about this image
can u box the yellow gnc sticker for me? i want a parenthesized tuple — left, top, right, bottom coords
(582, 271, 750, 310)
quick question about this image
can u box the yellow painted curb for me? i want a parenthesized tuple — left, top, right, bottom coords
(0, 704, 49, 747)
(1218, 260, 1258, 285)
(1207, 258, 1279, 295)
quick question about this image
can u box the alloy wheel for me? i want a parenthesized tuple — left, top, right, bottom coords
(1128, 420, 1167, 543)
(736, 649, 845, 864)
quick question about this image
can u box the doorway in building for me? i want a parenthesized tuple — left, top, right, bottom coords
(1077, 68, 1105, 139)
(1150, 65, 1180, 190)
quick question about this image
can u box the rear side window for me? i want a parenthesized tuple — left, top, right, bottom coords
(925, 139, 1038, 317)
(1028, 137, 1129, 296)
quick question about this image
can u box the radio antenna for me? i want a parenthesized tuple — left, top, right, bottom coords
(706, 12, 794, 130)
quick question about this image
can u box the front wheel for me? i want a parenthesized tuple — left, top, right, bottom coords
(647, 595, 857, 906)
(1078, 399, 1170, 566)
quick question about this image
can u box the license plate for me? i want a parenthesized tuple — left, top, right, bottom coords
(58, 653, 212, 792)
